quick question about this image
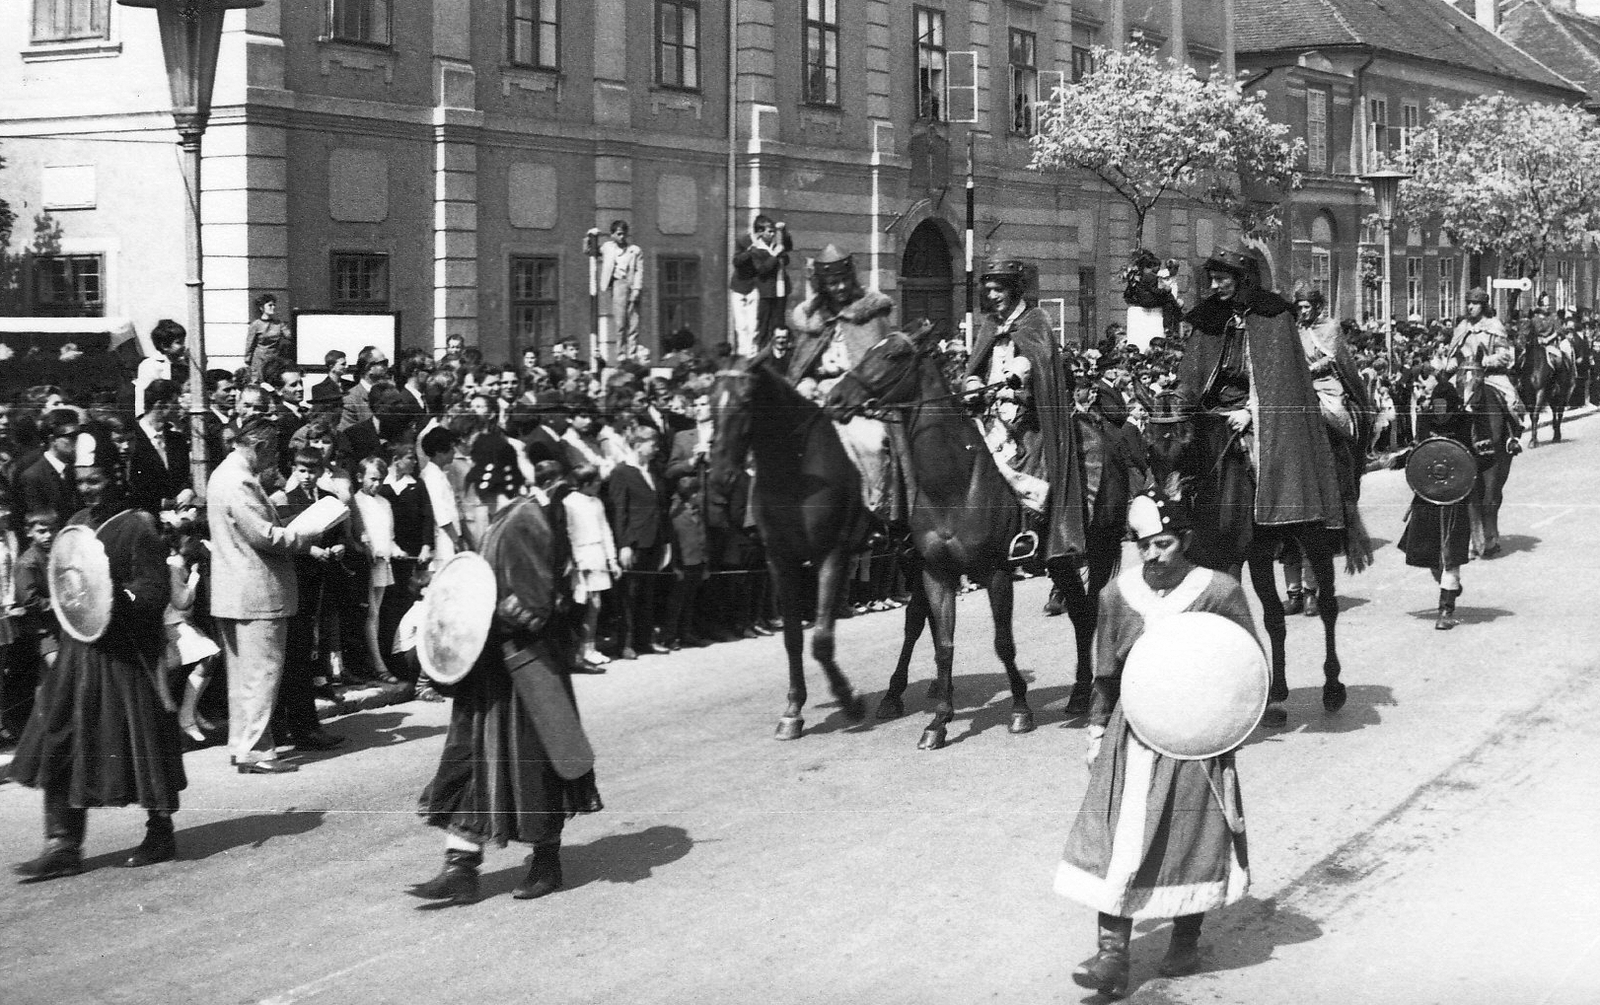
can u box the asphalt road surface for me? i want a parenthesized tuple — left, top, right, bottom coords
(3, 411, 1597, 1005)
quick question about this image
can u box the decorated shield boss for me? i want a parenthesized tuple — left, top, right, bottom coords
(1405, 436, 1475, 506)
(49, 525, 115, 643)
(417, 551, 498, 686)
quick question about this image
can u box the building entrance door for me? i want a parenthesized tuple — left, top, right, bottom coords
(900, 220, 955, 337)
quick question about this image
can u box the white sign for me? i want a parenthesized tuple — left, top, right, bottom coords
(1491, 277, 1533, 292)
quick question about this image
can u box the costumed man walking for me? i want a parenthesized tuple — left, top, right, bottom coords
(1447, 287, 1524, 454)
(1057, 491, 1257, 998)
(9, 428, 186, 880)
(1399, 348, 1491, 630)
(411, 435, 602, 907)
(782, 245, 896, 518)
(964, 258, 1086, 617)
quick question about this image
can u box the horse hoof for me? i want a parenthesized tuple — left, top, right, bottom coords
(1009, 709, 1035, 734)
(1322, 681, 1348, 713)
(1260, 705, 1288, 728)
(1482, 543, 1502, 558)
(917, 727, 947, 750)
(840, 694, 867, 724)
(1268, 679, 1289, 704)
(876, 696, 905, 720)
(1064, 682, 1093, 716)
(774, 717, 804, 741)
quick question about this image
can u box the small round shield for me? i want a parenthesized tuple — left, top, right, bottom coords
(1121, 611, 1269, 760)
(417, 551, 497, 686)
(1406, 436, 1476, 506)
(48, 525, 114, 643)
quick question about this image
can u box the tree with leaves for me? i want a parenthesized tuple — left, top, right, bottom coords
(1029, 46, 1303, 245)
(0, 148, 18, 313)
(1397, 93, 1600, 283)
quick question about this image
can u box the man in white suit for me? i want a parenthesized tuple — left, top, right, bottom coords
(597, 219, 644, 356)
(207, 417, 327, 773)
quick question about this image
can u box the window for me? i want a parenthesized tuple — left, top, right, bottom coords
(1557, 259, 1574, 309)
(1187, 49, 1215, 81)
(1401, 101, 1420, 157)
(1405, 256, 1422, 320)
(1070, 25, 1096, 82)
(508, 0, 559, 69)
(1367, 96, 1390, 171)
(1306, 89, 1328, 173)
(330, 253, 390, 309)
(31, 254, 104, 317)
(659, 256, 701, 339)
(510, 256, 560, 352)
(328, 0, 391, 45)
(31, 0, 109, 42)
(1438, 257, 1457, 319)
(915, 7, 946, 121)
(657, 0, 700, 89)
(1311, 251, 1332, 306)
(1009, 28, 1038, 135)
(803, 0, 840, 106)
(1077, 267, 1097, 348)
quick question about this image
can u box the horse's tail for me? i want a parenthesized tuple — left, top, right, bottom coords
(1341, 497, 1374, 576)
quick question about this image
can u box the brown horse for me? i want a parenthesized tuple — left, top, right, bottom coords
(1142, 415, 1356, 722)
(708, 356, 868, 740)
(826, 324, 1039, 750)
(1517, 331, 1575, 449)
(1454, 364, 1515, 559)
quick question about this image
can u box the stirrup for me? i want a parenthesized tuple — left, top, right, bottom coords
(1007, 530, 1039, 563)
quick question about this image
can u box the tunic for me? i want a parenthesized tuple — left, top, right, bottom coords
(8, 507, 186, 810)
(1056, 566, 1255, 919)
(1398, 378, 1485, 570)
(419, 497, 601, 847)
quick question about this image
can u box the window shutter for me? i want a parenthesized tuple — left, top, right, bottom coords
(946, 50, 978, 124)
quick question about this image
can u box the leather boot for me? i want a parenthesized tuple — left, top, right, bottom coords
(1435, 588, 1458, 631)
(1159, 913, 1205, 977)
(122, 811, 177, 868)
(1072, 913, 1132, 997)
(512, 840, 563, 900)
(15, 794, 85, 881)
(407, 848, 481, 905)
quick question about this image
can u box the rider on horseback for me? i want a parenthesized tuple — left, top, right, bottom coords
(1447, 287, 1525, 454)
(780, 245, 896, 516)
(964, 257, 1087, 613)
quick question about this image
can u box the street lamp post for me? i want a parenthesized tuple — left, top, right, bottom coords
(118, 0, 262, 497)
(1362, 168, 1411, 367)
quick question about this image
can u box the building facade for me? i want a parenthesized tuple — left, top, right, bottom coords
(1, 0, 1240, 369)
(1237, 0, 1593, 325)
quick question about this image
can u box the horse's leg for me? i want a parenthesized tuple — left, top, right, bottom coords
(1528, 386, 1544, 448)
(1308, 535, 1346, 712)
(987, 567, 1032, 734)
(1059, 563, 1096, 715)
(772, 558, 809, 740)
(918, 569, 958, 751)
(877, 574, 928, 720)
(1248, 551, 1290, 728)
(813, 548, 866, 724)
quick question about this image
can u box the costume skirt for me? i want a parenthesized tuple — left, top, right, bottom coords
(419, 640, 601, 847)
(8, 635, 187, 810)
(1056, 706, 1249, 919)
(1398, 497, 1472, 569)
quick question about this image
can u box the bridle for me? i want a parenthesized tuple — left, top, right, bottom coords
(833, 334, 1008, 421)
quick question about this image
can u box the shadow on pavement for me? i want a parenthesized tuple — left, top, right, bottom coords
(1240, 684, 1395, 747)
(1405, 606, 1514, 627)
(1115, 896, 1323, 1001)
(807, 670, 1075, 742)
(298, 710, 447, 762)
(1485, 534, 1538, 558)
(477, 824, 695, 898)
(168, 809, 328, 863)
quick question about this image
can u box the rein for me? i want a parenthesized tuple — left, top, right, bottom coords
(836, 347, 1007, 420)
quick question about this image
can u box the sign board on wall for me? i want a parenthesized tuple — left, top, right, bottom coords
(293, 311, 401, 369)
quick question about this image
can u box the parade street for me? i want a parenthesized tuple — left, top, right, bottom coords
(1, 412, 1596, 1005)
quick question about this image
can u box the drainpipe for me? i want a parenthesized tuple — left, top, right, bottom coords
(726, 0, 738, 347)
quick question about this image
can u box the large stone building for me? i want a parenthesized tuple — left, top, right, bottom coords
(1236, 0, 1593, 324)
(0, 0, 1240, 368)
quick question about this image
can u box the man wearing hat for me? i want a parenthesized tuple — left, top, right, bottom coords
(1175, 247, 1347, 572)
(9, 427, 187, 879)
(784, 245, 897, 514)
(1447, 287, 1524, 452)
(1055, 490, 1258, 997)
(966, 257, 1087, 613)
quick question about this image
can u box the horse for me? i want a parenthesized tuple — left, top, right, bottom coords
(1142, 415, 1359, 724)
(1517, 329, 1575, 449)
(824, 324, 1033, 750)
(1454, 363, 1515, 559)
(707, 356, 869, 740)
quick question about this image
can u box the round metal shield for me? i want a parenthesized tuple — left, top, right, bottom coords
(1121, 611, 1269, 760)
(416, 551, 497, 686)
(1406, 436, 1476, 506)
(48, 525, 114, 643)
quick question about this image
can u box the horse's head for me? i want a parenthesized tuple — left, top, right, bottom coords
(824, 320, 936, 419)
(708, 356, 758, 503)
(1141, 391, 1193, 494)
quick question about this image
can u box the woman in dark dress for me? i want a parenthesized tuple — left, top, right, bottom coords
(9, 428, 185, 880)
(410, 435, 601, 907)
(1398, 353, 1490, 630)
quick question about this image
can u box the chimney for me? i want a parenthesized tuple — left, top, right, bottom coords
(1466, 0, 1499, 32)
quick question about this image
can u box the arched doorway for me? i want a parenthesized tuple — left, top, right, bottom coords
(900, 220, 956, 336)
